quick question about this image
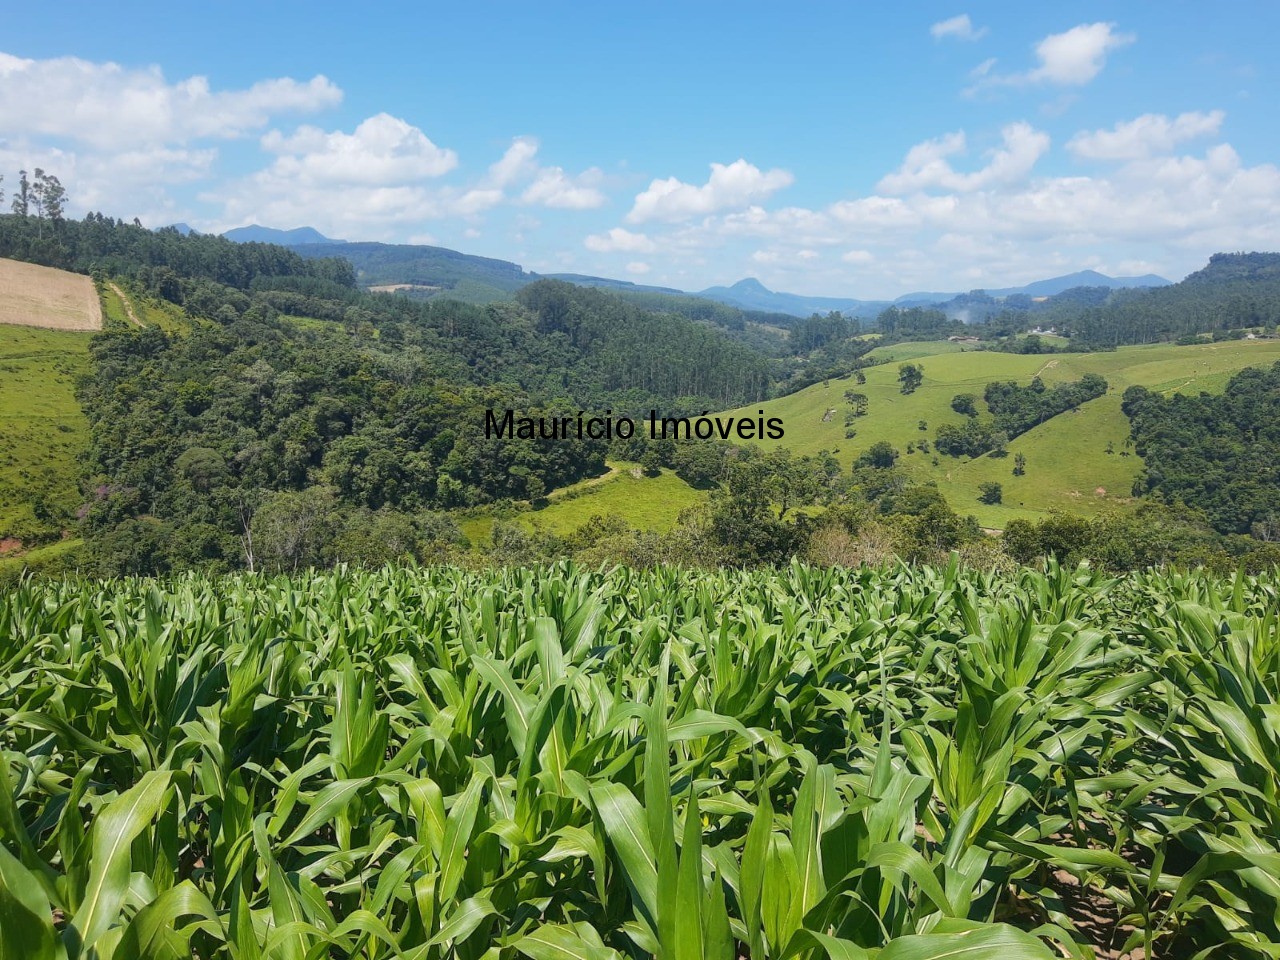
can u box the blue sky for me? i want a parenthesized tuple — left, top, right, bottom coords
(1, 1, 1277, 297)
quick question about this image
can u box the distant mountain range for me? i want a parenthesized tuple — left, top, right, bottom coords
(215, 223, 1173, 316)
(223, 225, 344, 245)
(696, 278, 888, 319)
(893, 269, 1171, 306)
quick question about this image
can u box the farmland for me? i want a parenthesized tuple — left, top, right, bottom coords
(3, 562, 1280, 957)
(0, 257, 101, 331)
(724, 337, 1280, 528)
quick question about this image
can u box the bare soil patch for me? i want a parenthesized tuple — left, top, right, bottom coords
(368, 283, 441, 294)
(0, 258, 102, 331)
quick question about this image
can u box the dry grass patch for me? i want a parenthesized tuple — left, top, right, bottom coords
(0, 257, 102, 331)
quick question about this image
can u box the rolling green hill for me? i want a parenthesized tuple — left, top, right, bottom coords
(458, 462, 706, 544)
(451, 338, 1280, 537)
(726, 338, 1280, 527)
(0, 324, 91, 553)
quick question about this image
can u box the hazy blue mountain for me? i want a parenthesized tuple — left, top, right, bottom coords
(245, 227, 1174, 317)
(162, 222, 195, 236)
(224, 224, 342, 245)
(994, 270, 1171, 298)
(543, 273, 687, 295)
(697, 278, 888, 319)
(896, 270, 1171, 304)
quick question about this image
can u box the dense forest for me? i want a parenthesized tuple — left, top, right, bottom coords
(933, 375, 1108, 458)
(1122, 362, 1280, 536)
(0, 208, 778, 572)
(1033, 253, 1280, 348)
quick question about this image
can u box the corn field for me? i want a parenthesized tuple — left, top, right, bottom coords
(2, 561, 1279, 959)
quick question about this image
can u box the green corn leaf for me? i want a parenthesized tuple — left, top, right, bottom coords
(0, 843, 56, 960)
(513, 923, 624, 960)
(591, 780, 659, 929)
(876, 920, 1056, 960)
(67, 770, 174, 955)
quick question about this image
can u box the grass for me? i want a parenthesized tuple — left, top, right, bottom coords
(0, 323, 91, 546)
(0, 278, 192, 555)
(728, 338, 1280, 528)
(98, 279, 187, 332)
(457, 462, 707, 545)
(0, 536, 83, 581)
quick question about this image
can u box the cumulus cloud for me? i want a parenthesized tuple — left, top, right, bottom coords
(627, 159, 793, 223)
(488, 136, 540, 187)
(471, 135, 606, 210)
(0, 51, 340, 149)
(1068, 110, 1225, 160)
(521, 166, 606, 209)
(626, 261, 651, 275)
(1029, 22, 1134, 84)
(214, 114, 466, 232)
(584, 227, 656, 253)
(260, 113, 458, 184)
(877, 122, 1050, 193)
(970, 22, 1134, 91)
(214, 124, 606, 234)
(615, 123, 1280, 297)
(931, 14, 987, 42)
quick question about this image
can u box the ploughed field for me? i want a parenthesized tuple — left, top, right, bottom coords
(3, 562, 1279, 958)
(0, 257, 102, 331)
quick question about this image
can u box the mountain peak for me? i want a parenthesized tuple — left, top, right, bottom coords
(223, 224, 343, 245)
(729, 277, 772, 294)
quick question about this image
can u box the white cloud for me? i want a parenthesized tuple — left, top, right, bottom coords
(489, 136, 539, 187)
(453, 188, 504, 215)
(1068, 110, 1225, 160)
(584, 227, 656, 253)
(970, 58, 997, 78)
(620, 129, 1280, 297)
(627, 159, 793, 223)
(626, 261, 651, 275)
(471, 135, 607, 210)
(521, 166, 606, 209)
(0, 51, 339, 149)
(213, 114, 467, 233)
(1029, 22, 1134, 85)
(878, 122, 1050, 193)
(260, 113, 458, 185)
(970, 23, 1134, 91)
(931, 15, 987, 42)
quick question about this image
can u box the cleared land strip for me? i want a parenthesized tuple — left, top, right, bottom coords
(0, 257, 102, 331)
(107, 280, 144, 327)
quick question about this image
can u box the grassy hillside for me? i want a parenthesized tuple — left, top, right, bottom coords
(0, 270, 180, 562)
(455, 339, 1280, 536)
(0, 324, 91, 548)
(731, 338, 1280, 527)
(458, 463, 707, 544)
